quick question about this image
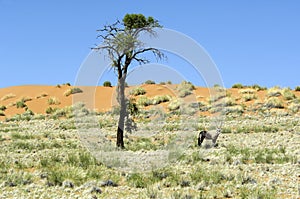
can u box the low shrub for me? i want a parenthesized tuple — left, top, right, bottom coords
(288, 102, 300, 113)
(168, 99, 181, 111)
(144, 80, 156, 85)
(36, 93, 48, 99)
(16, 99, 26, 109)
(267, 86, 282, 97)
(239, 88, 256, 94)
(130, 87, 146, 96)
(152, 95, 171, 105)
(0, 110, 5, 116)
(264, 97, 284, 109)
(103, 81, 112, 87)
(1, 93, 16, 101)
(295, 86, 300, 92)
(48, 97, 61, 105)
(251, 84, 267, 91)
(232, 83, 244, 89)
(137, 96, 152, 106)
(64, 87, 83, 97)
(281, 88, 296, 100)
(242, 94, 258, 102)
(0, 105, 6, 111)
(176, 81, 195, 98)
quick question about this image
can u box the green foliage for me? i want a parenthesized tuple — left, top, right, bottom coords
(190, 166, 224, 185)
(123, 14, 161, 30)
(0, 105, 6, 111)
(152, 95, 171, 105)
(167, 99, 181, 111)
(126, 137, 158, 151)
(16, 99, 26, 108)
(130, 87, 146, 96)
(127, 173, 150, 188)
(267, 86, 282, 97)
(46, 107, 58, 114)
(295, 86, 300, 91)
(64, 87, 83, 97)
(242, 93, 257, 102)
(282, 88, 296, 100)
(251, 84, 267, 91)
(103, 81, 112, 87)
(137, 96, 152, 107)
(48, 97, 60, 105)
(176, 81, 195, 98)
(144, 80, 156, 85)
(232, 83, 244, 89)
(0, 110, 4, 116)
(11, 132, 34, 140)
(264, 97, 284, 109)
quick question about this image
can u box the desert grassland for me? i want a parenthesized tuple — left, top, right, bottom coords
(0, 83, 300, 198)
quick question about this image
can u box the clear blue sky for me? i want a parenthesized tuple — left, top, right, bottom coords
(1, 1, 299, 88)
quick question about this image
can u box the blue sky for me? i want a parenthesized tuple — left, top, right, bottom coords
(0, 1, 299, 88)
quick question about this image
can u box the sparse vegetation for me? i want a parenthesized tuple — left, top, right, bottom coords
(16, 99, 27, 108)
(281, 88, 296, 100)
(264, 97, 284, 109)
(48, 97, 61, 105)
(1, 93, 16, 101)
(137, 96, 152, 106)
(152, 95, 171, 105)
(176, 81, 195, 98)
(36, 92, 48, 99)
(232, 83, 244, 89)
(144, 80, 156, 85)
(64, 87, 83, 97)
(267, 86, 282, 97)
(103, 81, 112, 87)
(0, 82, 299, 198)
(168, 98, 181, 111)
(130, 87, 146, 96)
(0, 105, 6, 111)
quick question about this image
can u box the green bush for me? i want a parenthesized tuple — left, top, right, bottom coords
(103, 81, 112, 87)
(0, 105, 6, 111)
(0, 110, 5, 116)
(130, 87, 146, 96)
(232, 83, 244, 89)
(282, 88, 296, 100)
(137, 96, 152, 106)
(176, 81, 195, 98)
(267, 86, 282, 97)
(295, 86, 300, 91)
(46, 107, 58, 114)
(168, 99, 181, 111)
(251, 84, 267, 91)
(264, 97, 284, 109)
(144, 80, 156, 85)
(16, 99, 26, 108)
(64, 87, 83, 97)
(242, 94, 257, 102)
(48, 97, 60, 105)
(152, 95, 171, 105)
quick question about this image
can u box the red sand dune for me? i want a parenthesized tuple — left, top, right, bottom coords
(0, 84, 299, 120)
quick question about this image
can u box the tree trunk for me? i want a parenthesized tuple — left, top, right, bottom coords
(116, 77, 126, 148)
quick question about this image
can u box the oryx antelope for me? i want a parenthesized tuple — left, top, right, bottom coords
(198, 125, 222, 147)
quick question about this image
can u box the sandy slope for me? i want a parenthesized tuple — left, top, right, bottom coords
(0, 84, 299, 120)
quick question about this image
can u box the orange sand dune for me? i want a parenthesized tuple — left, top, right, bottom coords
(0, 84, 299, 120)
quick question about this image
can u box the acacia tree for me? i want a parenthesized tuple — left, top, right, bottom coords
(93, 14, 164, 148)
